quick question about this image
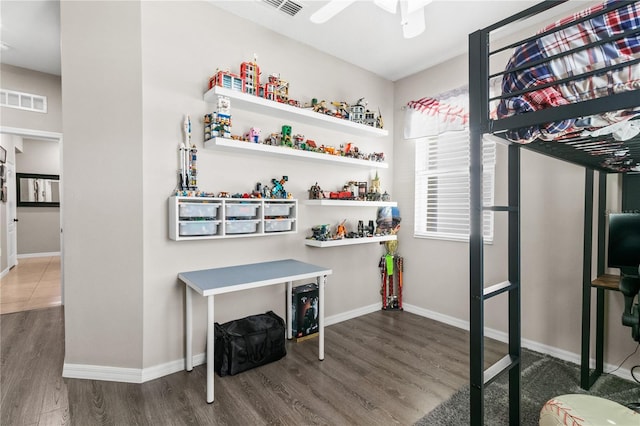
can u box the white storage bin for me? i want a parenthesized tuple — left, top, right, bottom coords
(264, 203, 294, 217)
(179, 202, 220, 219)
(225, 203, 260, 218)
(264, 219, 294, 232)
(225, 219, 260, 234)
(179, 220, 220, 236)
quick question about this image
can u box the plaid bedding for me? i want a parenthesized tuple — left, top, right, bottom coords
(497, 0, 640, 143)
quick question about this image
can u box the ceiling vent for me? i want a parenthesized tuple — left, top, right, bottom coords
(262, 0, 302, 17)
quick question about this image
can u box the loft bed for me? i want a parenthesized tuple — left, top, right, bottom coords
(468, 1, 640, 424)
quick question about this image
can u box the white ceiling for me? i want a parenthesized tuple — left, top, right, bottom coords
(0, 0, 592, 81)
(1, 0, 60, 76)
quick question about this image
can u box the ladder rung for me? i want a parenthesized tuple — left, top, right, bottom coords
(483, 281, 517, 299)
(483, 206, 518, 212)
(484, 354, 520, 386)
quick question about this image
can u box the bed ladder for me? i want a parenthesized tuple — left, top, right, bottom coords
(469, 142, 522, 426)
(469, 29, 522, 426)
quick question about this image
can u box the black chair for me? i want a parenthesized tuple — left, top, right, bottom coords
(619, 266, 640, 342)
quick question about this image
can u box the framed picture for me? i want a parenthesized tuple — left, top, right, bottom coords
(0, 146, 6, 164)
(16, 173, 61, 207)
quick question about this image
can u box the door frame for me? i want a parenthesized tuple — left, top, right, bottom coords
(0, 126, 64, 302)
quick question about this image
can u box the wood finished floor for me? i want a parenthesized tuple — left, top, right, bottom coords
(1, 306, 507, 425)
(0, 256, 62, 314)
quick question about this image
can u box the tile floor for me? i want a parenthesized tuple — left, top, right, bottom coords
(0, 256, 61, 315)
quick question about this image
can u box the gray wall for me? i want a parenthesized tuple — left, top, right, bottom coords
(1, 64, 62, 133)
(59, 0, 636, 378)
(16, 138, 61, 255)
(61, 0, 394, 370)
(1, 64, 62, 269)
(393, 55, 634, 371)
(61, 0, 144, 367)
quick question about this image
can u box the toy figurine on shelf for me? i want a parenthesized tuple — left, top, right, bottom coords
(281, 125, 292, 147)
(178, 115, 198, 191)
(331, 101, 350, 119)
(335, 220, 347, 239)
(308, 182, 324, 199)
(377, 206, 402, 311)
(271, 175, 289, 199)
(309, 224, 330, 241)
(244, 127, 261, 143)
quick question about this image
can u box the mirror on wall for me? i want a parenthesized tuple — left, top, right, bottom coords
(16, 173, 60, 207)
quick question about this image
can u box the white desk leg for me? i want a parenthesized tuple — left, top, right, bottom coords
(287, 281, 293, 339)
(318, 275, 325, 360)
(206, 295, 214, 403)
(186, 287, 193, 371)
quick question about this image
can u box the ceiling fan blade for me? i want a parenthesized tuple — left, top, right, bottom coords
(400, 0, 425, 39)
(374, 0, 398, 14)
(406, 0, 433, 15)
(310, 0, 356, 24)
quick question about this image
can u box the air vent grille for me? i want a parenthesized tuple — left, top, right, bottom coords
(261, 0, 302, 17)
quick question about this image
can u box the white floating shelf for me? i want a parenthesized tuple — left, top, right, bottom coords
(303, 200, 397, 207)
(204, 137, 389, 169)
(304, 235, 397, 248)
(204, 86, 389, 138)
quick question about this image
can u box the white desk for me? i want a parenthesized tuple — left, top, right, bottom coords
(179, 259, 332, 403)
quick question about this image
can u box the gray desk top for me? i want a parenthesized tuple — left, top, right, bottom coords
(178, 259, 332, 296)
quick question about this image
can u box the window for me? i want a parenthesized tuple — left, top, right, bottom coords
(414, 129, 496, 242)
(0, 89, 47, 113)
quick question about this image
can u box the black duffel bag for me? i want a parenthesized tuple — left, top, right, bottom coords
(214, 310, 286, 377)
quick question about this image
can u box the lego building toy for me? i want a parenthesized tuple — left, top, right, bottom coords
(207, 59, 383, 128)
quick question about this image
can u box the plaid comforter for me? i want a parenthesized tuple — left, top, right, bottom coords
(497, 0, 640, 143)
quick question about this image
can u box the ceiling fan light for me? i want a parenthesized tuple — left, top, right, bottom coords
(310, 0, 355, 24)
(374, 0, 398, 14)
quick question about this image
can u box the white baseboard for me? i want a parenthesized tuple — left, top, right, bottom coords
(1, 266, 10, 279)
(17, 251, 61, 259)
(62, 303, 635, 384)
(402, 303, 635, 383)
(325, 302, 382, 326)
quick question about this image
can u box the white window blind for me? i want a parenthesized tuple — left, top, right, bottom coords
(414, 129, 496, 242)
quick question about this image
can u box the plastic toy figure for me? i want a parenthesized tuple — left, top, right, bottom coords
(264, 133, 279, 145)
(331, 101, 350, 119)
(245, 127, 260, 143)
(310, 224, 330, 241)
(271, 175, 289, 199)
(308, 182, 324, 199)
(293, 134, 305, 148)
(335, 220, 347, 239)
(281, 125, 292, 147)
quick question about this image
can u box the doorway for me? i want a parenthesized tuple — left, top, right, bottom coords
(0, 126, 63, 314)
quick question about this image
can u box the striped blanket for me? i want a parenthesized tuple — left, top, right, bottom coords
(497, 0, 640, 143)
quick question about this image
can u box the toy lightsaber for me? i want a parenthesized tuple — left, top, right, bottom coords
(178, 115, 191, 190)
